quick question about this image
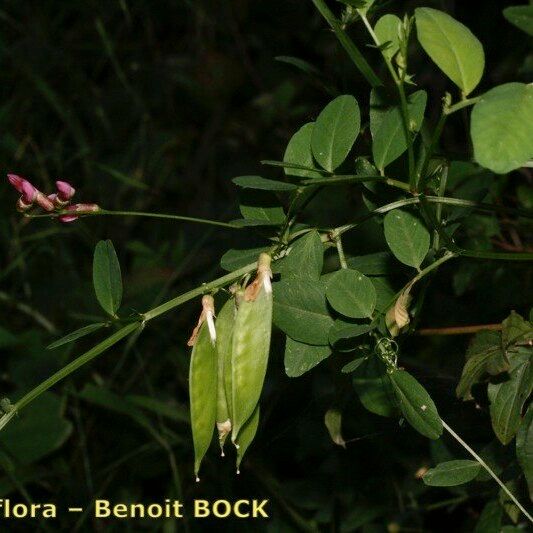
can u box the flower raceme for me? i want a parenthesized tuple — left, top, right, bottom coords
(7, 174, 99, 222)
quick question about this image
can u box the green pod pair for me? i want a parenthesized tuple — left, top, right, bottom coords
(215, 297, 236, 452)
(231, 262, 273, 443)
(189, 318, 217, 480)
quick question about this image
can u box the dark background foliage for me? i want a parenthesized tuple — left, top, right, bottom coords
(0, 0, 531, 531)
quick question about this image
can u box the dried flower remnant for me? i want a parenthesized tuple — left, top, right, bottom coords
(187, 295, 217, 346)
(244, 253, 272, 301)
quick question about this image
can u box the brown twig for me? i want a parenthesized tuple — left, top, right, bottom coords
(417, 324, 502, 336)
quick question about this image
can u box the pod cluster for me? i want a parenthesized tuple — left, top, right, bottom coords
(188, 253, 273, 480)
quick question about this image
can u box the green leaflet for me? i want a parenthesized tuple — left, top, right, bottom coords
(283, 122, 323, 179)
(422, 460, 481, 486)
(329, 322, 372, 352)
(231, 282, 272, 442)
(503, 5, 533, 36)
(232, 175, 297, 191)
(325, 268, 376, 319)
(311, 95, 361, 172)
(383, 209, 430, 269)
(0, 392, 72, 465)
(324, 409, 346, 448)
(370, 89, 427, 170)
(284, 336, 331, 377)
(189, 321, 218, 479)
(353, 357, 397, 417)
(488, 350, 533, 445)
(471, 83, 533, 174)
(273, 230, 324, 281)
(46, 322, 107, 350)
(239, 189, 286, 226)
(456, 331, 508, 401)
(236, 405, 260, 472)
(220, 247, 267, 271)
(273, 279, 333, 345)
(516, 405, 533, 501)
(473, 501, 504, 533)
(215, 298, 236, 451)
(389, 369, 443, 440)
(415, 7, 484, 95)
(374, 14, 401, 60)
(93, 240, 123, 317)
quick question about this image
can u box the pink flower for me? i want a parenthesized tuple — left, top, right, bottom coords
(58, 203, 100, 223)
(8, 174, 38, 203)
(56, 180, 75, 202)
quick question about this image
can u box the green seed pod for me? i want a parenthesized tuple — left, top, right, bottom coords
(189, 296, 217, 481)
(236, 405, 260, 474)
(215, 297, 236, 454)
(231, 253, 273, 443)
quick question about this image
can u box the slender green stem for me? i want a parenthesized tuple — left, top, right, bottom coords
(432, 165, 448, 250)
(442, 420, 533, 524)
(25, 209, 243, 229)
(454, 248, 533, 261)
(334, 195, 533, 238)
(446, 97, 481, 115)
(142, 262, 257, 321)
(334, 236, 348, 269)
(311, 0, 382, 88)
(301, 174, 411, 191)
(411, 251, 457, 286)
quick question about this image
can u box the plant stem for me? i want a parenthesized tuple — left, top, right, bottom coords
(25, 209, 243, 229)
(301, 173, 411, 191)
(333, 195, 533, 238)
(417, 324, 502, 336)
(142, 262, 257, 321)
(410, 251, 457, 285)
(310, 0, 382, 88)
(432, 165, 448, 250)
(334, 235, 348, 269)
(442, 419, 533, 524)
(446, 97, 481, 115)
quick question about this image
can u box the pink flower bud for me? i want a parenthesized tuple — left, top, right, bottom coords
(35, 192, 55, 212)
(49, 192, 70, 209)
(7, 174, 26, 192)
(56, 180, 75, 202)
(71, 203, 100, 213)
(58, 203, 100, 223)
(8, 174, 38, 203)
(20, 180, 38, 203)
